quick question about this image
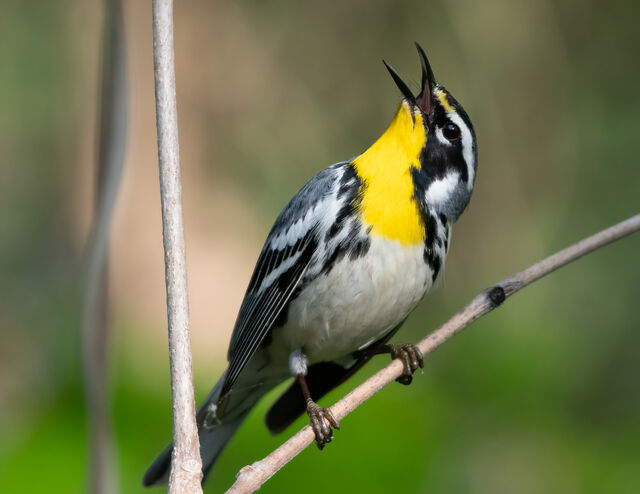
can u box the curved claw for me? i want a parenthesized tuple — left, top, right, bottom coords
(306, 400, 340, 450)
(390, 343, 424, 385)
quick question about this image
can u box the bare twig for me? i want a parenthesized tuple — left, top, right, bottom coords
(152, 0, 203, 492)
(227, 213, 640, 494)
(82, 0, 127, 493)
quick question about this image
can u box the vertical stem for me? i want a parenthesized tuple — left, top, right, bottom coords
(84, 262, 114, 494)
(151, 1, 203, 492)
(82, 0, 127, 493)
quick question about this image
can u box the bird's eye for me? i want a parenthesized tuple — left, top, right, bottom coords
(442, 122, 461, 141)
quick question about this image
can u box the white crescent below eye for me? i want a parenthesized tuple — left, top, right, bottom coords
(434, 127, 452, 146)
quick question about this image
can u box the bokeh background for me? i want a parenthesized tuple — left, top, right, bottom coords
(1, 1, 639, 493)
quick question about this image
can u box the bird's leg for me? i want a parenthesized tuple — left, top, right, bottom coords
(290, 349, 340, 450)
(297, 375, 340, 450)
(364, 343, 424, 385)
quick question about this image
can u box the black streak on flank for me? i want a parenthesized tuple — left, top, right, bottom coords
(439, 214, 450, 251)
(410, 166, 444, 283)
(424, 213, 438, 250)
(424, 245, 441, 283)
(321, 221, 371, 276)
(430, 253, 441, 282)
(488, 286, 506, 307)
(349, 234, 371, 261)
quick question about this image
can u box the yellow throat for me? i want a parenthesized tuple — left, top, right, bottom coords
(353, 101, 427, 245)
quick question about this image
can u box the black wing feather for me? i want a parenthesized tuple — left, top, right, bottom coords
(222, 235, 317, 397)
(220, 162, 351, 399)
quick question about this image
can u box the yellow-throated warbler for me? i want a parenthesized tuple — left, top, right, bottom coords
(144, 43, 477, 486)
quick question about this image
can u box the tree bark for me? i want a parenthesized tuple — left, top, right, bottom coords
(152, 0, 203, 491)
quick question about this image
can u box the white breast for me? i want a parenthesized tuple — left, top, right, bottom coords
(280, 234, 435, 362)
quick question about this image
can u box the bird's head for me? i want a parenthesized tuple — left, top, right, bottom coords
(384, 43, 477, 223)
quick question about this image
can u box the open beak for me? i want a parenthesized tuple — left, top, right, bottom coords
(383, 42, 436, 121)
(383, 59, 416, 105)
(415, 42, 435, 119)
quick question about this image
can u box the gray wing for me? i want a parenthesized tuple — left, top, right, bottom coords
(221, 161, 358, 397)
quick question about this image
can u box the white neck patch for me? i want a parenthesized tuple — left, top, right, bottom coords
(424, 171, 460, 207)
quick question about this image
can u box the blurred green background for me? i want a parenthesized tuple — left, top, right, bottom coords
(1, 1, 639, 493)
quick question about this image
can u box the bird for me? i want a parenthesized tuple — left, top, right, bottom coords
(143, 43, 477, 486)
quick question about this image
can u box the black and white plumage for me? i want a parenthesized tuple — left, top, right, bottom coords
(224, 163, 355, 398)
(144, 44, 477, 486)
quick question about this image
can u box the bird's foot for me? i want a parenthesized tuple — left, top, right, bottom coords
(306, 400, 340, 450)
(389, 343, 424, 385)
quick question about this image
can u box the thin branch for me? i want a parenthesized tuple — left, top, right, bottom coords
(227, 213, 640, 494)
(82, 0, 127, 493)
(152, 0, 203, 492)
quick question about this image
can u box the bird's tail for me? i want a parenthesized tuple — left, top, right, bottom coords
(142, 370, 270, 487)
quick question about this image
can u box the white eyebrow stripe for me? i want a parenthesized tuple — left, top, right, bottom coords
(434, 87, 475, 189)
(447, 112, 474, 190)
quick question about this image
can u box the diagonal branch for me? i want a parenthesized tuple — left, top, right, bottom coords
(226, 213, 640, 494)
(152, 0, 203, 492)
